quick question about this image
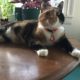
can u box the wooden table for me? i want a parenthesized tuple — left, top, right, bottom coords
(0, 38, 80, 80)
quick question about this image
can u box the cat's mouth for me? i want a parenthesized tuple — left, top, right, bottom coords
(45, 24, 58, 33)
(44, 22, 58, 31)
(45, 26, 55, 31)
(44, 18, 60, 33)
(45, 28, 58, 33)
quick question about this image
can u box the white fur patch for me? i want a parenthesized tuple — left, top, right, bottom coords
(36, 49, 48, 56)
(5, 27, 17, 42)
(71, 48, 80, 58)
(53, 26, 65, 41)
(53, 18, 61, 28)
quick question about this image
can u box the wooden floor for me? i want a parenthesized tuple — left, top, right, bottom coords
(0, 38, 80, 80)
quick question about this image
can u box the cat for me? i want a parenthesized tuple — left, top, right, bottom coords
(0, 1, 80, 59)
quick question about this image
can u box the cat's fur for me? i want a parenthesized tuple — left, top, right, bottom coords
(0, 1, 80, 58)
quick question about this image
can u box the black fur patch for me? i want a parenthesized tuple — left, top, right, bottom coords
(2, 34, 12, 43)
(0, 27, 12, 43)
(13, 26, 22, 35)
(55, 36, 74, 53)
(58, 13, 65, 24)
(22, 22, 38, 43)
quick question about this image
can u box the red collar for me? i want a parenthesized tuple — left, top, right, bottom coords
(45, 28, 58, 43)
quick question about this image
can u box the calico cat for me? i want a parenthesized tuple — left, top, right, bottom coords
(34, 1, 80, 58)
(0, 1, 80, 58)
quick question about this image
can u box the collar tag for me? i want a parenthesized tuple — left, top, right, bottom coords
(49, 28, 58, 43)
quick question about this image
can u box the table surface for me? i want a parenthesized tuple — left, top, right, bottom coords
(0, 38, 80, 80)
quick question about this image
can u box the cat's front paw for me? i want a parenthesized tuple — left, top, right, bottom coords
(71, 48, 80, 58)
(36, 49, 48, 56)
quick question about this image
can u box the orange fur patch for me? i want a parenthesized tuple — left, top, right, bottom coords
(34, 28, 46, 43)
(39, 8, 57, 26)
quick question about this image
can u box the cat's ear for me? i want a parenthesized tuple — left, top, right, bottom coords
(40, 0, 51, 13)
(57, 1, 64, 13)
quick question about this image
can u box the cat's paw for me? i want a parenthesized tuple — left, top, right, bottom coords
(36, 49, 48, 56)
(71, 48, 80, 58)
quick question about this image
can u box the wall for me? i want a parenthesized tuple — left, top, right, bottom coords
(64, 0, 80, 41)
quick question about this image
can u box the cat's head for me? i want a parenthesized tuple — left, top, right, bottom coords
(39, 1, 64, 30)
(40, 1, 64, 15)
